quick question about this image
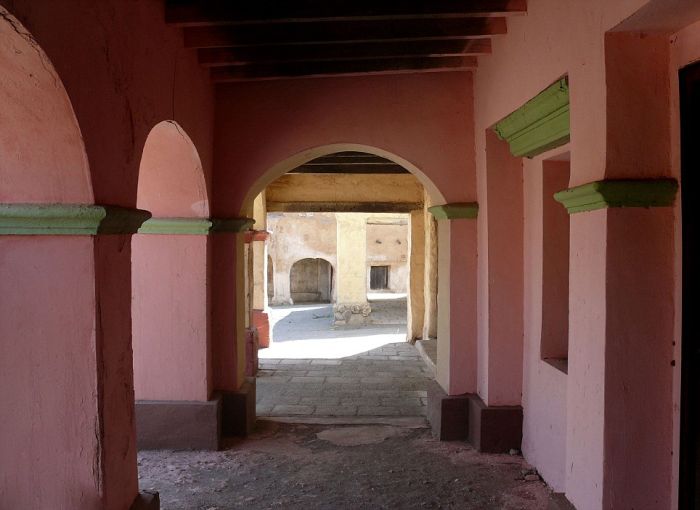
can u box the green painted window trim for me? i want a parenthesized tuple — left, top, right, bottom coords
(553, 179, 678, 214)
(0, 204, 151, 235)
(428, 202, 479, 220)
(210, 217, 255, 233)
(493, 78, 570, 158)
(138, 218, 213, 235)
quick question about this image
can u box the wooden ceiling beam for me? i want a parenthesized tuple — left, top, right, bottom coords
(166, 0, 527, 26)
(290, 163, 409, 174)
(198, 39, 491, 66)
(210, 56, 477, 83)
(184, 18, 506, 48)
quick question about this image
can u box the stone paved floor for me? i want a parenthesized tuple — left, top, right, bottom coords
(257, 300, 431, 418)
(257, 342, 431, 417)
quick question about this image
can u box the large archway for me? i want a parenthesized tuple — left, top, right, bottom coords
(231, 143, 477, 425)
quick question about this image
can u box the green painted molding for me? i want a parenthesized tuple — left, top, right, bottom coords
(98, 206, 152, 234)
(428, 202, 479, 220)
(210, 217, 255, 233)
(493, 78, 570, 158)
(138, 217, 213, 235)
(554, 179, 678, 214)
(0, 204, 151, 235)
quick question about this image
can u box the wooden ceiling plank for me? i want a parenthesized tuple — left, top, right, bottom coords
(210, 56, 477, 82)
(167, 0, 527, 26)
(184, 18, 507, 48)
(198, 39, 491, 66)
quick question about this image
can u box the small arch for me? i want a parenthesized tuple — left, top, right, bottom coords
(290, 258, 333, 304)
(137, 120, 208, 217)
(240, 143, 445, 215)
(0, 6, 92, 203)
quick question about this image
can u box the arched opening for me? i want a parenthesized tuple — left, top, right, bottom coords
(247, 146, 457, 422)
(0, 7, 106, 507)
(290, 257, 333, 303)
(131, 120, 213, 449)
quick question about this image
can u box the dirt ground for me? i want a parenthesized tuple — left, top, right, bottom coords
(138, 421, 557, 510)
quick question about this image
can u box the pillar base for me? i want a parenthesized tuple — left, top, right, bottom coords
(252, 309, 270, 348)
(333, 302, 371, 327)
(246, 327, 259, 377)
(547, 493, 576, 510)
(426, 380, 470, 440)
(426, 382, 523, 452)
(135, 397, 221, 450)
(130, 491, 160, 510)
(467, 394, 522, 453)
(220, 378, 256, 437)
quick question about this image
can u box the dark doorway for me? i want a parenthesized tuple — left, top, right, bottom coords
(370, 265, 389, 290)
(290, 258, 333, 303)
(680, 61, 700, 509)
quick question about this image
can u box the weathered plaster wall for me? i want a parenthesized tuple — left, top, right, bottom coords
(132, 235, 210, 402)
(0, 237, 100, 509)
(366, 221, 409, 293)
(521, 155, 569, 493)
(214, 72, 474, 214)
(0, 8, 91, 203)
(267, 213, 338, 305)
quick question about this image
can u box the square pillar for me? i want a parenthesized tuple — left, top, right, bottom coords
(334, 214, 371, 326)
(407, 209, 426, 341)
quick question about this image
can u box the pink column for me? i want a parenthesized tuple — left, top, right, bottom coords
(1, 236, 106, 509)
(477, 131, 524, 406)
(436, 218, 478, 395)
(94, 234, 140, 510)
(132, 234, 211, 401)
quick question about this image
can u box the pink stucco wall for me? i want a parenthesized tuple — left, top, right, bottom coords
(0, 237, 100, 509)
(476, 131, 524, 406)
(521, 155, 569, 493)
(136, 121, 210, 218)
(132, 235, 211, 401)
(0, 7, 91, 204)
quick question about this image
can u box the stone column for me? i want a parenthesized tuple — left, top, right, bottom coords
(334, 214, 371, 326)
(250, 193, 271, 348)
(407, 209, 425, 341)
(422, 192, 438, 339)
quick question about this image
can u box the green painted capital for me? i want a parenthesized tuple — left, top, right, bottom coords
(138, 217, 213, 235)
(493, 78, 570, 158)
(554, 179, 678, 214)
(98, 206, 152, 234)
(210, 217, 255, 233)
(428, 202, 479, 220)
(0, 203, 151, 235)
